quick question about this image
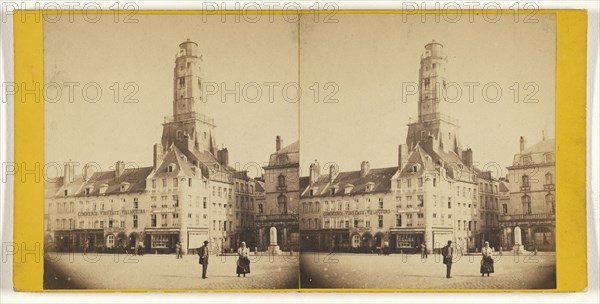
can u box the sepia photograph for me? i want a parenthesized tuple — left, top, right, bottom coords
(298, 13, 557, 289)
(42, 14, 300, 290)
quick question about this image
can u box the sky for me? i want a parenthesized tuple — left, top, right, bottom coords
(44, 13, 556, 180)
(299, 13, 556, 178)
(44, 14, 299, 178)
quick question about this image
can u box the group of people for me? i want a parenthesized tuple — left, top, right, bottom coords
(197, 241, 251, 279)
(441, 240, 495, 279)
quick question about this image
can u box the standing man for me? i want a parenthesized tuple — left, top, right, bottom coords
(175, 241, 183, 259)
(420, 242, 428, 260)
(198, 241, 209, 279)
(441, 240, 454, 278)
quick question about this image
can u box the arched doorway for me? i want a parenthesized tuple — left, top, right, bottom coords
(115, 232, 128, 249)
(361, 233, 373, 250)
(129, 232, 139, 251)
(351, 233, 361, 248)
(374, 232, 384, 248)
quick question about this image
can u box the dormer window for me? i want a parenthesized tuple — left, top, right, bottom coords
(309, 189, 314, 196)
(521, 155, 533, 165)
(85, 187, 93, 195)
(344, 184, 354, 194)
(365, 182, 375, 192)
(544, 153, 553, 163)
(99, 184, 109, 195)
(64, 189, 68, 196)
(167, 163, 177, 173)
(120, 182, 130, 192)
(330, 187, 338, 195)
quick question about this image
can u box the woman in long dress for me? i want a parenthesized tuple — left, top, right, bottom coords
(480, 241, 494, 276)
(236, 242, 251, 277)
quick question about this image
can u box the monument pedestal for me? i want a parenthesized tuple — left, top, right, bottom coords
(513, 244, 526, 255)
(268, 245, 281, 255)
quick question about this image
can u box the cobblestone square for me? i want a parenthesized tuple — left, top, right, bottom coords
(44, 253, 299, 290)
(300, 252, 556, 290)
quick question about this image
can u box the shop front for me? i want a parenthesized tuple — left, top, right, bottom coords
(390, 228, 424, 253)
(145, 228, 180, 254)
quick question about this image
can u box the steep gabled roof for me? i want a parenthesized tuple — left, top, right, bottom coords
(301, 167, 398, 198)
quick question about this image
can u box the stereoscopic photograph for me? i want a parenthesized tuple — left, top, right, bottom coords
(298, 13, 557, 289)
(42, 11, 557, 290)
(43, 14, 300, 289)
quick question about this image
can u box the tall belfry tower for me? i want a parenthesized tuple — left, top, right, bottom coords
(161, 39, 217, 156)
(405, 40, 461, 155)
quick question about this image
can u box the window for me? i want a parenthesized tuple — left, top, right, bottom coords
(133, 198, 138, 209)
(546, 194, 555, 214)
(433, 178, 436, 187)
(544, 153, 553, 163)
(352, 234, 360, 248)
(108, 218, 113, 228)
(522, 175, 530, 187)
(173, 178, 178, 187)
(418, 178, 423, 187)
(151, 214, 157, 227)
(258, 204, 263, 213)
(396, 214, 402, 227)
(278, 175, 286, 187)
(545, 172, 553, 185)
(447, 198, 452, 209)
(502, 204, 508, 214)
(106, 235, 114, 248)
(132, 215, 138, 228)
(522, 195, 532, 214)
(378, 215, 384, 228)
(407, 179, 412, 188)
(188, 178, 192, 187)
(278, 195, 288, 214)
(378, 198, 384, 209)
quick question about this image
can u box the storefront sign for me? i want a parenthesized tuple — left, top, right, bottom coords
(78, 209, 146, 217)
(323, 209, 391, 217)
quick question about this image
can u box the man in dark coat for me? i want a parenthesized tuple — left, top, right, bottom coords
(441, 240, 454, 278)
(198, 241, 209, 279)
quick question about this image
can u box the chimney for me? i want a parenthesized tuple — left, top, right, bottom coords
(63, 162, 74, 187)
(218, 148, 229, 167)
(309, 160, 320, 185)
(520, 136, 526, 152)
(276, 136, 282, 151)
(329, 164, 339, 183)
(115, 161, 125, 180)
(153, 143, 163, 170)
(82, 163, 96, 182)
(360, 161, 370, 177)
(398, 144, 408, 169)
(462, 148, 473, 166)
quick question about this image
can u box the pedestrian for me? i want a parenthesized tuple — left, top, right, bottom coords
(441, 240, 454, 278)
(498, 245, 503, 256)
(198, 241, 209, 279)
(137, 241, 144, 256)
(534, 246, 538, 255)
(83, 240, 89, 254)
(420, 242, 428, 260)
(175, 241, 183, 259)
(480, 241, 494, 277)
(236, 242, 251, 277)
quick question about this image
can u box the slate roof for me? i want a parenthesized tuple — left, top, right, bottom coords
(301, 167, 398, 198)
(267, 141, 299, 167)
(46, 166, 153, 198)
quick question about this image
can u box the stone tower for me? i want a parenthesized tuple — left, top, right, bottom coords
(161, 39, 217, 155)
(406, 40, 461, 154)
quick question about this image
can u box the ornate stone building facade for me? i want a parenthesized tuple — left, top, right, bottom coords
(500, 136, 556, 251)
(255, 137, 300, 252)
